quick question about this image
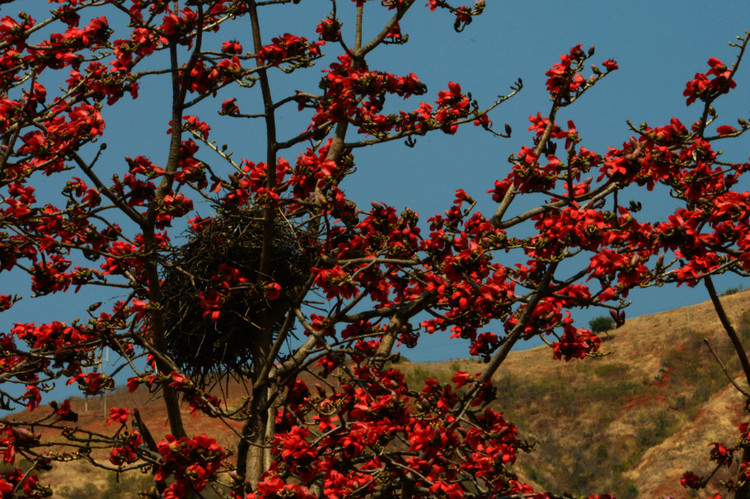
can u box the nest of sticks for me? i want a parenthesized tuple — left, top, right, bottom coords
(159, 208, 309, 377)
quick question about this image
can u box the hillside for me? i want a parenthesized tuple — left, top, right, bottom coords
(416, 288, 750, 497)
(6, 290, 750, 497)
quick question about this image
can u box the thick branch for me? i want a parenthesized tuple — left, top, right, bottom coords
(705, 276, 750, 390)
(372, 292, 434, 370)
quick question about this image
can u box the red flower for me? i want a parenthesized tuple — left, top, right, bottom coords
(67, 372, 114, 396)
(601, 59, 618, 71)
(265, 282, 282, 301)
(451, 371, 473, 389)
(709, 442, 733, 466)
(683, 57, 736, 106)
(221, 98, 240, 116)
(221, 40, 242, 54)
(53, 400, 78, 422)
(22, 386, 41, 412)
(716, 125, 737, 136)
(680, 471, 703, 489)
(316, 17, 341, 42)
(107, 407, 131, 426)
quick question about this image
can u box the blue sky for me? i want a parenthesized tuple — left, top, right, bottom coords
(3, 1, 750, 371)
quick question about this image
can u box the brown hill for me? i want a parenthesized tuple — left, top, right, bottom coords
(6, 290, 750, 497)
(418, 288, 750, 497)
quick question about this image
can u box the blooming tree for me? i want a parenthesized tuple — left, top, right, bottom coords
(0, 0, 748, 497)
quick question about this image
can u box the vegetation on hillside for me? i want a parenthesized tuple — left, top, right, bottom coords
(403, 297, 750, 497)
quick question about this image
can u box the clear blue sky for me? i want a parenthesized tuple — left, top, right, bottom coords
(4, 2, 750, 370)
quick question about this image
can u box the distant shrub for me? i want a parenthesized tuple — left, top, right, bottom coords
(721, 285, 744, 296)
(593, 362, 629, 378)
(635, 410, 678, 448)
(589, 316, 615, 333)
(595, 443, 609, 463)
(622, 481, 639, 499)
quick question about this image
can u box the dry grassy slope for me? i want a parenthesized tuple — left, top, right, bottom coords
(499, 287, 749, 380)
(6, 290, 750, 497)
(423, 288, 750, 498)
(5, 376, 250, 497)
(629, 380, 745, 498)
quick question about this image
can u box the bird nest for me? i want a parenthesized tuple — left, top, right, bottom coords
(159, 208, 310, 377)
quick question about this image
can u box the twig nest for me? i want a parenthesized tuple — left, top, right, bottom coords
(159, 207, 309, 377)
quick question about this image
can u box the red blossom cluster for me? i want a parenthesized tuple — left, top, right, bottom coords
(262, 365, 534, 498)
(0, 425, 48, 497)
(109, 430, 142, 466)
(155, 434, 226, 497)
(0, 468, 48, 498)
(258, 33, 323, 67)
(0, 1, 747, 498)
(684, 56, 737, 106)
